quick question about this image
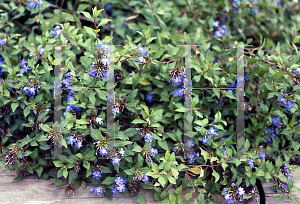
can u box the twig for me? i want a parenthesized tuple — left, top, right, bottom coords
(185, 169, 195, 192)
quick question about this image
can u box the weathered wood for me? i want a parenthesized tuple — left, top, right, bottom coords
(0, 166, 299, 204)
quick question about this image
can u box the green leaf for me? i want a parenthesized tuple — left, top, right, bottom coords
(132, 118, 146, 124)
(132, 144, 143, 152)
(88, 92, 96, 106)
(11, 103, 19, 112)
(23, 107, 30, 117)
(35, 166, 43, 177)
(153, 109, 163, 121)
(53, 161, 64, 168)
(50, 178, 66, 186)
(84, 26, 96, 38)
(158, 140, 169, 151)
(167, 175, 176, 184)
(137, 193, 145, 204)
(83, 160, 90, 170)
(244, 139, 250, 152)
(201, 148, 209, 163)
(158, 176, 168, 187)
(80, 11, 93, 21)
(214, 111, 221, 122)
(39, 124, 51, 132)
(98, 18, 112, 27)
(274, 192, 285, 201)
(101, 176, 115, 185)
(63, 168, 68, 178)
(194, 118, 209, 127)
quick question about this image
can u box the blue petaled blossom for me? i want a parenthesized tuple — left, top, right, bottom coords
(75, 141, 83, 150)
(37, 0, 44, 7)
(202, 137, 210, 144)
(208, 127, 218, 136)
(214, 62, 220, 66)
(150, 148, 158, 157)
(285, 101, 295, 112)
(135, 55, 144, 64)
(99, 148, 107, 157)
(112, 157, 120, 165)
(92, 171, 102, 179)
(212, 20, 220, 27)
(248, 159, 254, 169)
(89, 68, 96, 78)
(272, 117, 281, 126)
(117, 184, 126, 192)
(142, 175, 149, 184)
(137, 46, 148, 57)
(115, 177, 125, 186)
(277, 96, 287, 105)
(144, 133, 153, 142)
(0, 39, 5, 47)
(238, 187, 245, 195)
(95, 187, 103, 196)
(146, 93, 154, 103)
(295, 68, 300, 74)
(185, 139, 194, 148)
(173, 87, 185, 98)
(90, 187, 95, 194)
(28, 1, 36, 9)
(259, 152, 265, 161)
(221, 148, 226, 153)
(171, 77, 182, 86)
(67, 135, 77, 146)
(111, 187, 119, 196)
(38, 49, 46, 55)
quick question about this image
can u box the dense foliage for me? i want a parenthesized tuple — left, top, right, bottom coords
(0, 0, 300, 203)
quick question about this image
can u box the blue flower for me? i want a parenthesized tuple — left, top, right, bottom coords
(221, 148, 226, 153)
(92, 171, 102, 179)
(212, 20, 220, 27)
(295, 68, 300, 74)
(185, 139, 194, 148)
(101, 57, 110, 67)
(285, 101, 295, 112)
(208, 127, 218, 136)
(142, 175, 149, 184)
(245, 75, 249, 81)
(0, 39, 5, 47)
(115, 177, 125, 186)
(202, 137, 210, 144)
(111, 187, 119, 196)
(135, 55, 144, 64)
(248, 159, 254, 169)
(75, 141, 83, 150)
(117, 184, 126, 192)
(171, 77, 182, 86)
(272, 117, 281, 126)
(277, 96, 287, 105)
(252, 8, 258, 16)
(28, 1, 36, 9)
(67, 135, 77, 146)
(173, 87, 185, 97)
(137, 46, 148, 57)
(37, 0, 44, 7)
(144, 133, 153, 142)
(112, 157, 120, 165)
(89, 68, 96, 78)
(90, 187, 95, 194)
(259, 152, 265, 161)
(94, 187, 103, 196)
(99, 148, 107, 157)
(146, 93, 154, 103)
(194, 151, 200, 158)
(214, 62, 220, 66)
(150, 148, 158, 157)
(38, 49, 46, 55)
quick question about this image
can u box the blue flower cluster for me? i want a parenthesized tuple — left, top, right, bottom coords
(0, 39, 5, 51)
(90, 186, 104, 198)
(223, 183, 255, 203)
(92, 170, 102, 179)
(51, 26, 63, 37)
(277, 93, 296, 112)
(144, 133, 153, 142)
(111, 177, 127, 195)
(19, 59, 32, 75)
(133, 174, 150, 184)
(63, 89, 82, 118)
(187, 151, 200, 163)
(264, 127, 279, 144)
(144, 147, 158, 162)
(67, 135, 83, 150)
(23, 86, 36, 97)
(278, 164, 292, 191)
(0, 55, 7, 76)
(135, 46, 148, 64)
(233, 0, 259, 16)
(28, 0, 44, 9)
(212, 20, 227, 38)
